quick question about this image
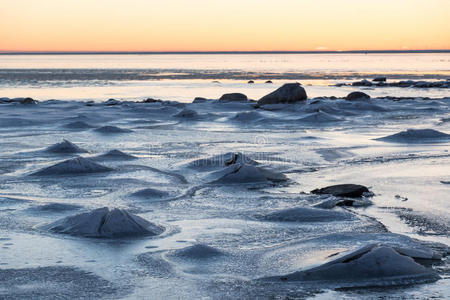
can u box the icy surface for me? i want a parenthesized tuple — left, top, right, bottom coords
(0, 92, 449, 298)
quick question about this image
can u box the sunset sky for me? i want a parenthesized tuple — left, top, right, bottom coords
(1, 0, 449, 52)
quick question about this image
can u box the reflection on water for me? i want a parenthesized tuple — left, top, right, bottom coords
(0, 53, 449, 102)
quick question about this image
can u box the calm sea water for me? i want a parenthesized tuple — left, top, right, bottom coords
(0, 53, 449, 102)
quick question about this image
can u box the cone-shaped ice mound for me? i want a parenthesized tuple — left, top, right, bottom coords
(44, 140, 87, 154)
(31, 157, 113, 176)
(173, 109, 198, 118)
(296, 111, 343, 123)
(170, 244, 225, 260)
(187, 152, 258, 170)
(261, 207, 355, 222)
(94, 125, 132, 134)
(262, 244, 439, 286)
(211, 163, 287, 184)
(375, 129, 450, 143)
(93, 150, 137, 161)
(62, 121, 94, 130)
(41, 207, 164, 238)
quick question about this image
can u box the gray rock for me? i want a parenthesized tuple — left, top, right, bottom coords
(258, 83, 307, 105)
(219, 93, 248, 102)
(373, 77, 387, 82)
(311, 184, 370, 198)
(345, 91, 371, 101)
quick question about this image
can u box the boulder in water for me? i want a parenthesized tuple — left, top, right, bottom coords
(247, 80, 255, 84)
(44, 140, 87, 154)
(31, 157, 113, 176)
(375, 129, 450, 143)
(219, 93, 248, 102)
(41, 207, 164, 238)
(258, 83, 307, 105)
(262, 245, 439, 286)
(311, 184, 370, 198)
(345, 91, 371, 101)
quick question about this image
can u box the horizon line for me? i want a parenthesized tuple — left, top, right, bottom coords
(1, 49, 450, 55)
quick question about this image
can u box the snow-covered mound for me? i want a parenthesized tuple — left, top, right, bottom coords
(211, 163, 287, 184)
(93, 150, 137, 161)
(94, 125, 132, 134)
(34, 203, 82, 212)
(296, 111, 343, 123)
(375, 129, 450, 143)
(169, 244, 225, 260)
(262, 244, 439, 286)
(62, 121, 94, 130)
(231, 111, 265, 122)
(261, 207, 355, 222)
(187, 152, 258, 170)
(31, 157, 113, 176)
(44, 140, 87, 154)
(173, 109, 199, 118)
(40, 207, 164, 238)
(129, 188, 171, 200)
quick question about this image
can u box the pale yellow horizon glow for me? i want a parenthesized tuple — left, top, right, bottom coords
(1, 0, 449, 52)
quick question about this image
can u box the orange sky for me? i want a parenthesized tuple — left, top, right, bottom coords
(1, 0, 449, 52)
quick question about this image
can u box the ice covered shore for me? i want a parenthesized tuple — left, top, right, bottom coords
(0, 84, 449, 298)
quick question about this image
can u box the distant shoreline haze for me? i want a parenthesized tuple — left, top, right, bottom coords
(1, 50, 450, 55)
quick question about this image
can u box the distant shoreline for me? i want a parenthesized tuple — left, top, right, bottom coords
(1, 50, 449, 55)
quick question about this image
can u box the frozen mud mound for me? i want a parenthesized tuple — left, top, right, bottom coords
(62, 121, 95, 130)
(296, 111, 343, 123)
(262, 244, 440, 287)
(31, 157, 113, 176)
(187, 152, 258, 170)
(169, 244, 225, 260)
(40, 207, 164, 238)
(94, 125, 132, 134)
(261, 207, 355, 222)
(211, 163, 287, 184)
(129, 188, 171, 200)
(375, 129, 450, 143)
(93, 149, 137, 161)
(44, 140, 87, 154)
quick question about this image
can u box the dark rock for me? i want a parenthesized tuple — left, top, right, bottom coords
(248, 80, 255, 84)
(142, 98, 162, 103)
(373, 77, 387, 82)
(265, 80, 273, 84)
(345, 91, 371, 101)
(219, 93, 248, 102)
(352, 79, 373, 87)
(258, 83, 307, 105)
(311, 184, 370, 198)
(20, 97, 37, 105)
